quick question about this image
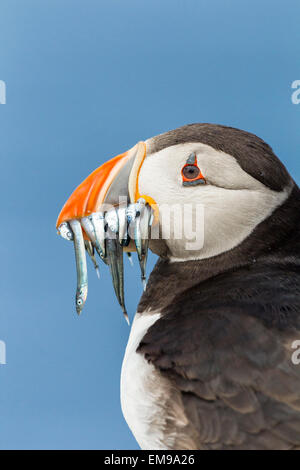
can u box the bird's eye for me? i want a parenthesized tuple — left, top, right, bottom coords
(182, 165, 200, 179)
(181, 153, 206, 186)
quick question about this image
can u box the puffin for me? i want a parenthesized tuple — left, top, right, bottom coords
(56, 123, 300, 450)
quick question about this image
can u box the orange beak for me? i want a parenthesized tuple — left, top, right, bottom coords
(56, 142, 147, 229)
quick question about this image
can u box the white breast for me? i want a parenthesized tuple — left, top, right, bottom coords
(120, 312, 177, 450)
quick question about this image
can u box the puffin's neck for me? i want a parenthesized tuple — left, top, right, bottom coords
(138, 184, 300, 314)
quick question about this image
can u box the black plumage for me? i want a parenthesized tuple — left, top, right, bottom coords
(135, 126, 300, 450)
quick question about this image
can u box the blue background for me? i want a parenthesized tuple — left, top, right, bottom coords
(0, 0, 299, 450)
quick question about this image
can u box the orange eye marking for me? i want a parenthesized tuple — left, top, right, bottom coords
(181, 153, 206, 186)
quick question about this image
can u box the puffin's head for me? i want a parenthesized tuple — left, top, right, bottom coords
(57, 123, 292, 257)
(56, 124, 293, 315)
(140, 124, 293, 260)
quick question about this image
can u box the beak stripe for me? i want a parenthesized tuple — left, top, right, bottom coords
(56, 141, 149, 230)
(128, 142, 147, 202)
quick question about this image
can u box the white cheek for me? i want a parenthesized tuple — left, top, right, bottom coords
(138, 152, 182, 204)
(138, 144, 292, 261)
(138, 149, 202, 208)
(139, 157, 205, 257)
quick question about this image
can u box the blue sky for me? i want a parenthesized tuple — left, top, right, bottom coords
(0, 0, 299, 449)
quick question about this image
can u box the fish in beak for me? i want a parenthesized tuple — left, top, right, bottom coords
(56, 142, 155, 322)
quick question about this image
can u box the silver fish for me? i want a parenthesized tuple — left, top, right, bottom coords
(69, 219, 88, 315)
(126, 202, 138, 225)
(134, 214, 142, 262)
(105, 208, 119, 235)
(58, 221, 73, 241)
(91, 212, 107, 261)
(118, 206, 129, 246)
(133, 199, 149, 287)
(126, 201, 141, 246)
(81, 216, 105, 262)
(106, 231, 128, 324)
(84, 240, 100, 278)
(138, 204, 152, 290)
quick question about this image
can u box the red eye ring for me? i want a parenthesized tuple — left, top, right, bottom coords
(181, 154, 206, 186)
(182, 165, 200, 179)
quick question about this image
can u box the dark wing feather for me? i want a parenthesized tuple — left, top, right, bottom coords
(137, 262, 300, 450)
